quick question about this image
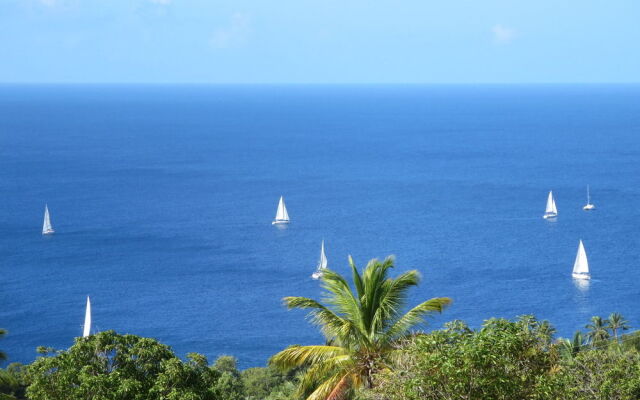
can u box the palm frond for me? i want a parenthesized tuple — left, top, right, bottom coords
(349, 256, 365, 301)
(306, 371, 353, 400)
(359, 257, 395, 335)
(269, 345, 347, 371)
(298, 354, 354, 397)
(283, 297, 346, 338)
(382, 297, 452, 342)
(371, 270, 421, 336)
(320, 269, 366, 333)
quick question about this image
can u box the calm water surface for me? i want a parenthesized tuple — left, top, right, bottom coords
(1, 84, 640, 367)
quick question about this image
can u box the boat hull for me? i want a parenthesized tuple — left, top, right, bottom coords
(272, 220, 290, 225)
(543, 213, 557, 219)
(583, 204, 595, 210)
(311, 271, 323, 280)
(572, 273, 590, 280)
(42, 229, 55, 235)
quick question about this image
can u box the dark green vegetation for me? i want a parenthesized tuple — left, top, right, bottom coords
(2, 257, 640, 400)
(0, 329, 7, 362)
(0, 331, 298, 400)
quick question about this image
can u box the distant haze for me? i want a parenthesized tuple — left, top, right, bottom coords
(1, 0, 640, 83)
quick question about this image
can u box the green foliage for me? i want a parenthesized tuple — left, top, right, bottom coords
(0, 329, 7, 362)
(369, 314, 640, 400)
(0, 363, 28, 400)
(621, 330, 640, 353)
(608, 313, 631, 340)
(586, 316, 611, 347)
(538, 350, 640, 400)
(369, 316, 557, 400)
(558, 331, 588, 360)
(264, 380, 298, 400)
(26, 330, 225, 400)
(214, 356, 240, 375)
(270, 256, 451, 400)
(211, 356, 244, 400)
(5, 292, 640, 400)
(241, 365, 295, 400)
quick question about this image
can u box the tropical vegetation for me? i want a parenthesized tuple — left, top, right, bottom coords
(3, 256, 640, 400)
(269, 256, 451, 400)
(367, 316, 640, 400)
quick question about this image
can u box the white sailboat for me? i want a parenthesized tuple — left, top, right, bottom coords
(272, 196, 290, 225)
(583, 185, 595, 210)
(83, 296, 92, 337)
(311, 240, 328, 280)
(42, 204, 55, 235)
(572, 240, 591, 280)
(542, 191, 558, 219)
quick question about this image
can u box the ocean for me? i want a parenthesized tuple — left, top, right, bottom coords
(1, 84, 640, 368)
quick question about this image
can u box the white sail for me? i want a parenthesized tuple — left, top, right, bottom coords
(83, 296, 92, 337)
(312, 240, 328, 279)
(319, 241, 327, 270)
(543, 191, 557, 218)
(572, 240, 590, 278)
(587, 185, 591, 204)
(545, 192, 553, 213)
(272, 196, 290, 224)
(42, 204, 54, 235)
(583, 185, 595, 210)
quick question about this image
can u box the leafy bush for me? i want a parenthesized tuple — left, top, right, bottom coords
(27, 331, 226, 400)
(0, 363, 28, 400)
(538, 350, 640, 400)
(242, 365, 298, 400)
(368, 316, 557, 400)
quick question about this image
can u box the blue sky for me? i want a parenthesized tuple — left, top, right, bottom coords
(2, 0, 640, 83)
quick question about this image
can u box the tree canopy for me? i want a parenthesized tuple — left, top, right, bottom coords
(27, 331, 235, 400)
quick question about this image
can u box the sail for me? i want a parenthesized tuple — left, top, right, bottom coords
(312, 241, 327, 279)
(275, 196, 289, 221)
(318, 240, 327, 270)
(545, 191, 557, 215)
(83, 296, 92, 337)
(42, 205, 54, 234)
(572, 240, 589, 275)
(583, 185, 595, 210)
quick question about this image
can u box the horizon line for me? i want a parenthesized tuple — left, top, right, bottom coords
(1, 82, 640, 86)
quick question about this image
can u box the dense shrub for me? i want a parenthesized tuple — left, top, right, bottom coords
(537, 350, 640, 400)
(368, 317, 640, 400)
(368, 317, 557, 400)
(241, 366, 297, 400)
(7, 314, 640, 400)
(0, 363, 28, 400)
(27, 331, 227, 400)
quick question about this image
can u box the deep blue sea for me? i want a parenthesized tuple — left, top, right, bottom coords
(1, 84, 640, 368)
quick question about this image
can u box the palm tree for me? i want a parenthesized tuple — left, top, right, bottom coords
(585, 316, 610, 346)
(558, 331, 587, 359)
(516, 315, 555, 344)
(0, 328, 7, 361)
(269, 256, 451, 400)
(537, 320, 557, 343)
(607, 312, 630, 341)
